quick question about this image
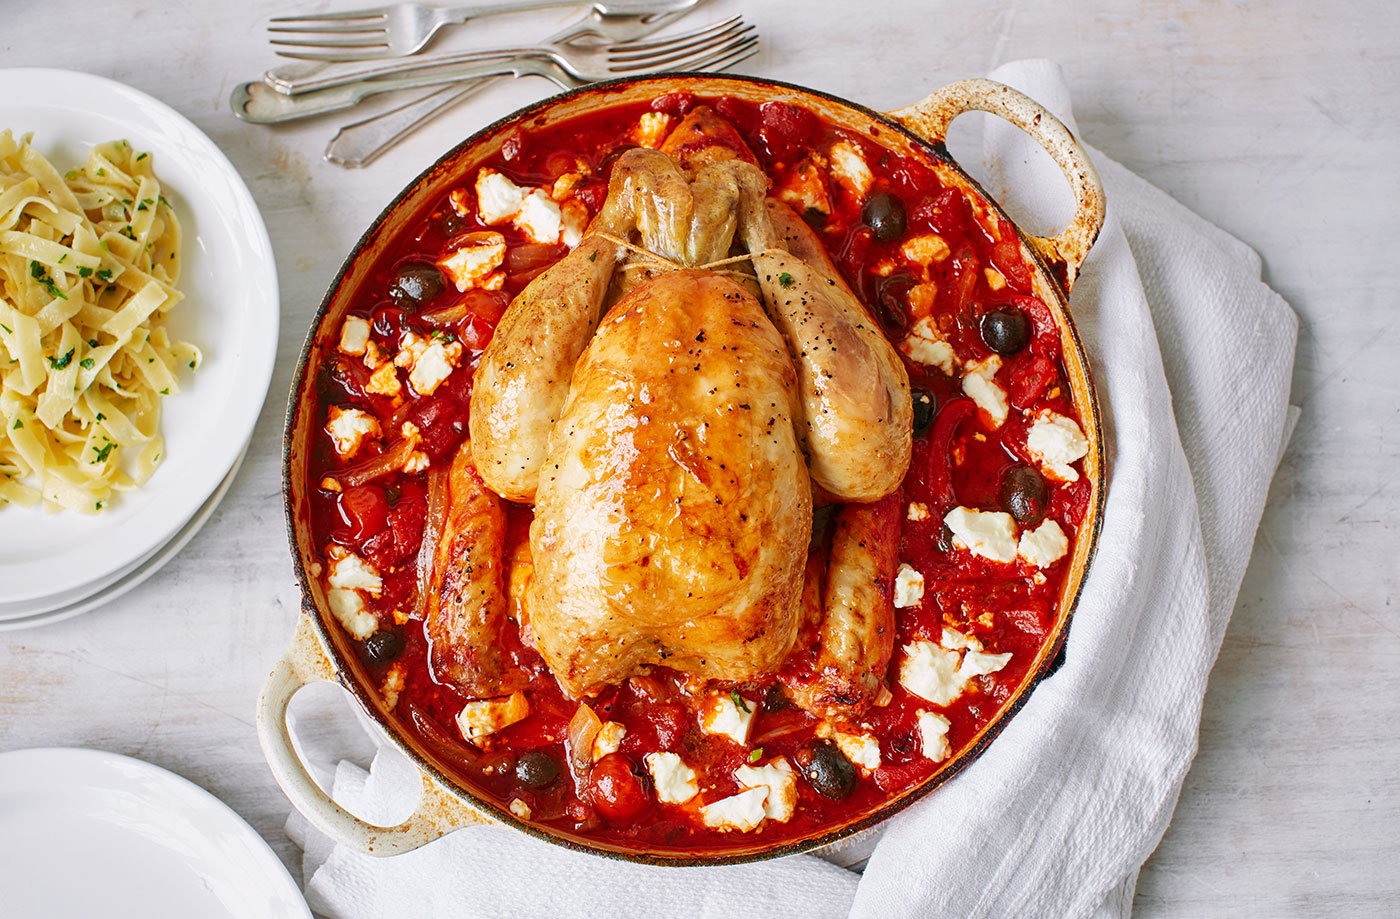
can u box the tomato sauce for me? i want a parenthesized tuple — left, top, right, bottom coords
(305, 93, 1091, 855)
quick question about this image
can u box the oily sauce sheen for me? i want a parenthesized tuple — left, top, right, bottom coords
(306, 94, 1091, 854)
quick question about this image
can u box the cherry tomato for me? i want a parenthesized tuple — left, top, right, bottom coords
(588, 753, 652, 823)
(338, 485, 389, 543)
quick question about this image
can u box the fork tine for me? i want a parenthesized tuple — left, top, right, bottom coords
(269, 9, 387, 23)
(610, 23, 753, 66)
(267, 22, 387, 35)
(647, 36, 761, 75)
(610, 30, 757, 73)
(605, 16, 742, 54)
(685, 40, 760, 75)
(270, 36, 391, 50)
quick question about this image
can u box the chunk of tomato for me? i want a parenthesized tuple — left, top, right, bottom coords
(338, 485, 389, 543)
(587, 753, 652, 823)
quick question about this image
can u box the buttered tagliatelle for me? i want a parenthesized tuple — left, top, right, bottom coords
(0, 131, 199, 513)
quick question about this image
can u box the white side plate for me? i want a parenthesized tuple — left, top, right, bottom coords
(0, 747, 310, 919)
(0, 68, 278, 604)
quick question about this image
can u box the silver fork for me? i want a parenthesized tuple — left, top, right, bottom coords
(231, 17, 756, 124)
(268, 0, 700, 61)
(323, 4, 701, 167)
(266, 15, 750, 93)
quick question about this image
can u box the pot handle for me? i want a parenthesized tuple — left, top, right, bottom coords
(256, 615, 491, 856)
(887, 78, 1105, 291)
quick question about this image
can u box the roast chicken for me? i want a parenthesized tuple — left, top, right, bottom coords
(429, 107, 912, 716)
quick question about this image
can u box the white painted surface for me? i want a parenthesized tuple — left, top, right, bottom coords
(0, 1, 1394, 915)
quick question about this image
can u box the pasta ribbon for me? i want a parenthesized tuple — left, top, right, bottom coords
(0, 131, 199, 513)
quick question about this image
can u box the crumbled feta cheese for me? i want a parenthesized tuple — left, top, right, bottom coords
(893, 563, 925, 609)
(550, 172, 584, 201)
(438, 232, 507, 292)
(900, 316, 958, 375)
(394, 332, 427, 368)
(828, 729, 882, 773)
(962, 355, 1009, 428)
(327, 587, 377, 640)
(917, 710, 952, 762)
(906, 501, 931, 522)
(456, 691, 530, 742)
(645, 752, 699, 805)
(402, 451, 430, 474)
(337, 315, 371, 356)
(592, 721, 627, 760)
(899, 640, 965, 706)
(734, 759, 798, 823)
(327, 547, 382, 595)
(381, 662, 406, 711)
(828, 141, 874, 197)
(475, 168, 525, 225)
(699, 692, 757, 745)
(699, 786, 769, 833)
(959, 649, 1013, 680)
(777, 156, 831, 217)
(984, 266, 1007, 290)
(633, 111, 674, 148)
(364, 362, 401, 397)
(1026, 410, 1089, 482)
(325, 406, 379, 459)
(514, 189, 562, 245)
(1019, 519, 1069, 568)
(408, 340, 462, 396)
(943, 506, 1019, 563)
(940, 627, 982, 652)
(907, 281, 938, 316)
(448, 187, 471, 217)
(509, 798, 532, 820)
(901, 233, 951, 267)
(560, 199, 588, 249)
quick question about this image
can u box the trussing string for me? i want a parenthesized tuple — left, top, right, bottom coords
(593, 232, 786, 279)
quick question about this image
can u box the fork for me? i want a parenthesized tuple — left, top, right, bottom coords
(268, 0, 701, 61)
(324, 4, 703, 167)
(231, 17, 757, 124)
(266, 15, 750, 94)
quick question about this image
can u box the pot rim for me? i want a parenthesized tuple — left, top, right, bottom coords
(280, 71, 1106, 866)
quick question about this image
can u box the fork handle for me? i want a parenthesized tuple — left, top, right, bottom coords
(232, 58, 549, 124)
(325, 79, 504, 167)
(267, 44, 549, 94)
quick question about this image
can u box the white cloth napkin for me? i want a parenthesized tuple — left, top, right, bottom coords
(285, 59, 1298, 919)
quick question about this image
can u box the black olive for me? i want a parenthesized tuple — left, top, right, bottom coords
(516, 750, 561, 788)
(979, 307, 1030, 356)
(440, 209, 468, 238)
(388, 262, 444, 306)
(1001, 464, 1048, 526)
(862, 192, 907, 243)
(874, 272, 917, 336)
(798, 740, 857, 800)
(912, 391, 936, 437)
(936, 522, 955, 554)
(360, 630, 403, 666)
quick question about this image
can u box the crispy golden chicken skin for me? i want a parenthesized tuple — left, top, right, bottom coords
(529, 270, 811, 697)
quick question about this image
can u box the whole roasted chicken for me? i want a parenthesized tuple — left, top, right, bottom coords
(427, 108, 911, 720)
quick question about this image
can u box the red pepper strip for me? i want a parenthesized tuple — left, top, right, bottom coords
(926, 397, 976, 513)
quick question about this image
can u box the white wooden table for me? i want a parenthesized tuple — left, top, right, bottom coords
(2, 1, 1395, 914)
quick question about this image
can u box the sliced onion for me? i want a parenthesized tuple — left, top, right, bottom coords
(334, 433, 418, 487)
(413, 462, 449, 622)
(566, 702, 602, 776)
(418, 300, 472, 327)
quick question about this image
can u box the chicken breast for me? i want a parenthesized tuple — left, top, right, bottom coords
(529, 269, 811, 697)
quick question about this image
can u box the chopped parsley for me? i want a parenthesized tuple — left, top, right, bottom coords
(96, 167, 105, 177)
(189, 360, 196, 369)
(99, 240, 109, 252)
(136, 152, 149, 161)
(119, 225, 137, 241)
(95, 501, 103, 510)
(47, 348, 75, 370)
(778, 272, 795, 288)
(158, 194, 170, 207)
(11, 418, 21, 430)
(87, 338, 99, 347)
(137, 198, 153, 211)
(91, 440, 115, 463)
(64, 169, 78, 180)
(95, 412, 106, 422)
(78, 266, 93, 278)
(58, 253, 67, 264)
(587, 251, 597, 262)
(30, 261, 67, 300)
(729, 690, 751, 713)
(430, 329, 455, 343)
(0, 323, 11, 334)
(159, 387, 169, 395)
(79, 358, 95, 370)
(747, 747, 764, 764)
(95, 268, 113, 282)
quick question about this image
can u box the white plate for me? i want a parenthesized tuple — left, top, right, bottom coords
(0, 442, 247, 628)
(0, 748, 310, 919)
(0, 69, 277, 605)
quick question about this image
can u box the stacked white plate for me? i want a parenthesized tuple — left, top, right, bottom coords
(0, 69, 278, 630)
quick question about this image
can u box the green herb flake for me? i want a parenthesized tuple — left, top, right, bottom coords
(136, 152, 148, 161)
(137, 198, 153, 211)
(11, 418, 21, 430)
(96, 268, 113, 281)
(778, 272, 795, 288)
(588, 251, 597, 262)
(747, 747, 764, 764)
(29, 260, 68, 300)
(729, 690, 751, 714)
(79, 358, 95, 370)
(58, 253, 67, 264)
(64, 169, 78, 180)
(0, 323, 11, 334)
(91, 440, 115, 463)
(78, 266, 93, 278)
(47, 348, 75, 370)
(96, 168, 105, 177)
(87, 338, 99, 347)
(430, 330, 455, 343)
(159, 387, 169, 395)
(158, 195, 170, 207)
(119, 225, 137, 241)
(95, 412, 106, 422)
(188, 360, 196, 369)
(99, 240, 109, 252)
